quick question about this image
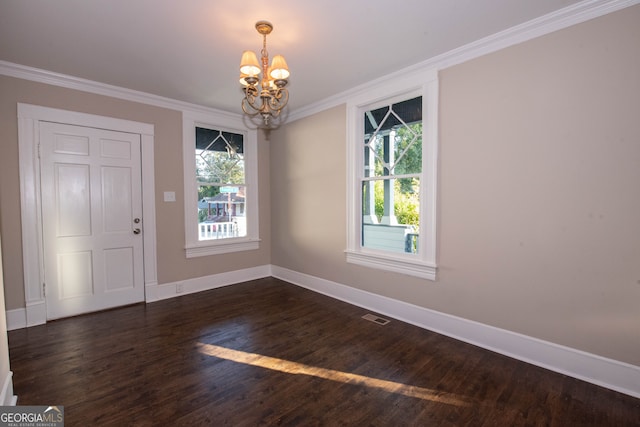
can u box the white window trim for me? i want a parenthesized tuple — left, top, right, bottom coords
(345, 68, 438, 280)
(182, 110, 260, 257)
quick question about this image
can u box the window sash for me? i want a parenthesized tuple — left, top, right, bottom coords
(183, 110, 259, 257)
(345, 68, 438, 280)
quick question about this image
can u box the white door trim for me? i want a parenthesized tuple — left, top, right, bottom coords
(17, 103, 158, 327)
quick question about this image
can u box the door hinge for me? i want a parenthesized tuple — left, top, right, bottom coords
(42, 283, 46, 297)
(37, 143, 41, 159)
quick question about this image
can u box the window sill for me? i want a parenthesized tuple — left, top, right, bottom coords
(186, 238, 260, 258)
(345, 249, 436, 280)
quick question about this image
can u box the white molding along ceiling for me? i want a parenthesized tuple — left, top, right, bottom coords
(1, 1, 637, 118)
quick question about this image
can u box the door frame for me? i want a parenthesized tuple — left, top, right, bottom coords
(17, 103, 158, 327)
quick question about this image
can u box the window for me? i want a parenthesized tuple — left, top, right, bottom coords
(183, 111, 259, 257)
(346, 69, 438, 279)
(196, 127, 246, 240)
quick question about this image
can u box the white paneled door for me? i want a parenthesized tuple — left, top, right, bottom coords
(40, 122, 145, 320)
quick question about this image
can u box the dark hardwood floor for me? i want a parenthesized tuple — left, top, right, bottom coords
(8, 277, 639, 426)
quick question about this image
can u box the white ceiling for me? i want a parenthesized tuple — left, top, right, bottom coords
(0, 0, 585, 115)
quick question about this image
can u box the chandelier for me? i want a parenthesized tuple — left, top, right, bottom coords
(239, 20, 290, 128)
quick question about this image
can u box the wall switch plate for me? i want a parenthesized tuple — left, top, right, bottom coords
(164, 191, 176, 202)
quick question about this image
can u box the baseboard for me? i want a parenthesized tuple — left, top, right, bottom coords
(7, 266, 272, 329)
(0, 371, 17, 406)
(145, 265, 272, 302)
(5, 309, 26, 331)
(271, 265, 640, 399)
(5, 302, 48, 331)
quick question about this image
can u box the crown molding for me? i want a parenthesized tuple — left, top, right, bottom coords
(423, 0, 640, 70)
(0, 60, 239, 119)
(0, 0, 637, 122)
(288, 0, 639, 123)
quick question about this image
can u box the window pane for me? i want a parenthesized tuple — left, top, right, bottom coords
(361, 177, 420, 254)
(392, 123, 422, 175)
(364, 134, 389, 178)
(198, 185, 247, 240)
(196, 127, 244, 184)
(363, 96, 422, 178)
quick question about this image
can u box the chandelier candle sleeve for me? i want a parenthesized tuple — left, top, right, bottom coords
(239, 20, 290, 127)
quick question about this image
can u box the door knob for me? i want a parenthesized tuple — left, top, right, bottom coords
(133, 228, 141, 235)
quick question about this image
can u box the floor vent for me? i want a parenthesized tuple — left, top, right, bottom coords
(362, 313, 390, 325)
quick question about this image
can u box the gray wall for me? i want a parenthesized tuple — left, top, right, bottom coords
(0, 77, 272, 310)
(269, 6, 640, 366)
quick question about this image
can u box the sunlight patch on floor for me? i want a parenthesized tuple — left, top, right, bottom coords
(197, 343, 469, 406)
